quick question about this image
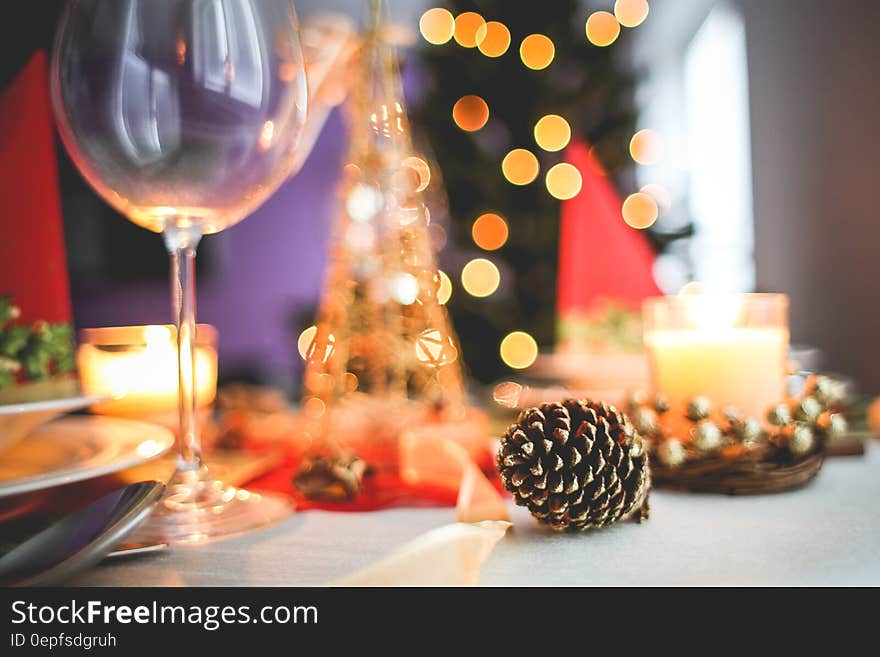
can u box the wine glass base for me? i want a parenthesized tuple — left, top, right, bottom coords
(132, 467, 292, 546)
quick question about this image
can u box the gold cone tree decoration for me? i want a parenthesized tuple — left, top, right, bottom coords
(300, 1, 467, 465)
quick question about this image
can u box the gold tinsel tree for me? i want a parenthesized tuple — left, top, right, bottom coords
(299, 0, 469, 466)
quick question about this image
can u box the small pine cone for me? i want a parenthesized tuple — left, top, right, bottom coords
(788, 424, 815, 456)
(656, 438, 687, 467)
(794, 397, 822, 423)
(729, 416, 763, 444)
(686, 396, 712, 422)
(827, 413, 847, 436)
(693, 420, 724, 452)
(631, 407, 658, 435)
(653, 395, 670, 415)
(767, 403, 792, 427)
(496, 399, 650, 532)
(809, 376, 845, 406)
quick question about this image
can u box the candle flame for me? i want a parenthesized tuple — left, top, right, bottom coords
(684, 295, 744, 331)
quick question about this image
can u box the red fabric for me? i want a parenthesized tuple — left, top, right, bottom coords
(245, 442, 502, 512)
(0, 51, 71, 323)
(557, 139, 661, 314)
(249, 463, 460, 511)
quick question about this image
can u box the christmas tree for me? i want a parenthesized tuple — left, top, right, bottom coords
(411, 1, 679, 382)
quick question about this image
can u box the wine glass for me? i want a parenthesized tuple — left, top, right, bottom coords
(51, 0, 308, 544)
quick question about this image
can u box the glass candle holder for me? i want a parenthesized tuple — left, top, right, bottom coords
(643, 294, 789, 423)
(77, 325, 218, 419)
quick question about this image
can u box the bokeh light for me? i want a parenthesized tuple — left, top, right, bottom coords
(492, 381, 524, 408)
(258, 121, 275, 151)
(614, 0, 650, 28)
(652, 253, 689, 294)
(452, 95, 490, 132)
(390, 167, 420, 195)
(461, 258, 501, 297)
(519, 34, 555, 70)
(419, 8, 455, 45)
(534, 114, 571, 152)
(428, 222, 447, 251)
(346, 183, 383, 222)
(415, 329, 458, 367)
(501, 148, 540, 185)
(500, 331, 538, 370)
(471, 212, 509, 251)
(306, 372, 334, 396)
(545, 163, 583, 200)
(453, 12, 486, 48)
(297, 325, 317, 360)
(476, 21, 511, 57)
(437, 270, 453, 304)
(622, 192, 659, 229)
(297, 326, 336, 364)
(640, 183, 671, 215)
(679, 281, 705, 295)
(402, 156, 431, 192)
(303, 396, 326, 418)
(390, 272, 419, 305)
(586, 11, 621, 47)
(629, 129, 662, 165)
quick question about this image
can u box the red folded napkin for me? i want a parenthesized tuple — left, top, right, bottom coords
(244, 428, 505, 516)
(0, 51, 71, 324)
(556, 138, 660, 315)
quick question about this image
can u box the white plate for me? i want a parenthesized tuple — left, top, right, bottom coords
(0, 394, 108, 455)
(0, 416, 174, 498)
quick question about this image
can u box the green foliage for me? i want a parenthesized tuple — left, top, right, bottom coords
(411, 1, 639, 382)
(0, 296, 75, 389)
(557, 302, 644, 354)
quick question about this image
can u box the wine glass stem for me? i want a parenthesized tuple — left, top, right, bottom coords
(164, 224, 204, 473)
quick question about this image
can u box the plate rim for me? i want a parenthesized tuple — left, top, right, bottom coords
(0, 394, 109, 416)
(0, 416, 175, 499)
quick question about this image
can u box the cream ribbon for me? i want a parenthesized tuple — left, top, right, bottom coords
(333, 520, 511, 586)
(334, 431, 511, 585)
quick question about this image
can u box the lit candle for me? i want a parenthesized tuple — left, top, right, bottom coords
(77, 324, 218, 418)
(643, 294, 789, 426)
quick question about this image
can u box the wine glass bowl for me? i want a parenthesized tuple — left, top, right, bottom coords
(51, 0, 308, 544)
(51, 0, 308, 234)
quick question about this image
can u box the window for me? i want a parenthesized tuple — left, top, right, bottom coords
(684, 2, 755, 292)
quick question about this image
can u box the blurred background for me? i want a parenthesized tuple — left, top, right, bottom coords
(4, 0, 879, 397)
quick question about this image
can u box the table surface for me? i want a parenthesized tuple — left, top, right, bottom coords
(69, 442, 880, 586)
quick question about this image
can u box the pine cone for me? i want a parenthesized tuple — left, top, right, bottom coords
(497, 399, 650, 532)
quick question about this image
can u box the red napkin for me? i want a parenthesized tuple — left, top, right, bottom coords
(245, 432, 504, 514)
(556, 138, 661, 315)
(0, 51, 71, 324)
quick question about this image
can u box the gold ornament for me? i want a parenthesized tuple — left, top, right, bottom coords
(626, 375, 850, 494)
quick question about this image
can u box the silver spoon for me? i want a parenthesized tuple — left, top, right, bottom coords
(0, 480, 164, 586)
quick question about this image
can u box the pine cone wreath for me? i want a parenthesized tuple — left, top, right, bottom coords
(497, 399, 650, 532)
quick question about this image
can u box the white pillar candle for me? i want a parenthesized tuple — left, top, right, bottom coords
(643, 295, 789, 428)
(77, 324, 217, 418)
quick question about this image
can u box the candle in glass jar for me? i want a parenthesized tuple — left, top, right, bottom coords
(77, 324, 217, 418)
(643, 294, 789, 423)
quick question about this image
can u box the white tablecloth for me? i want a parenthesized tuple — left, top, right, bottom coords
(69, 442, 880, 586)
